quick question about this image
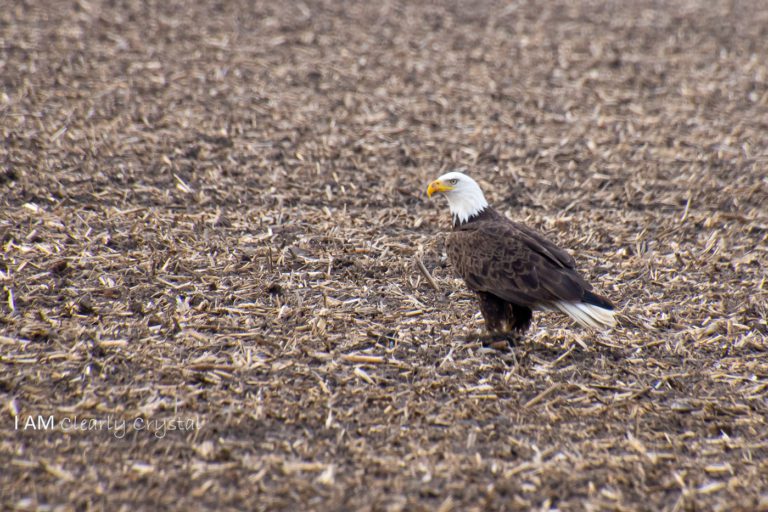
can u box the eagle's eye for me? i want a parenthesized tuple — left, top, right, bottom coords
(449, 179, 458, 185)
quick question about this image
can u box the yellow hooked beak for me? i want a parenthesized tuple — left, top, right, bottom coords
(427, 180, 453, 198)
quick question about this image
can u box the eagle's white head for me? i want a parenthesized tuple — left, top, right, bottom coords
(427, 171, 489, 225)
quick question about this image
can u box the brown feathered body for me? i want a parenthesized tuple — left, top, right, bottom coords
(447, 207, 615, 335)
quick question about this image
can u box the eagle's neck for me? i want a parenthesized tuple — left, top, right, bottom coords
(448, 189, 489, 227)
(452, 206, 497, 228)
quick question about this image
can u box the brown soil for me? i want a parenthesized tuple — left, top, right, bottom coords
(1, 1, 767, 510)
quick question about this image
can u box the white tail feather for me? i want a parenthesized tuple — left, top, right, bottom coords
(554, 301, 616, 330)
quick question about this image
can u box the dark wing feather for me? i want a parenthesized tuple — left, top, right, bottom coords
(448, 212, 590, 306)
(509, 221, 577, 270)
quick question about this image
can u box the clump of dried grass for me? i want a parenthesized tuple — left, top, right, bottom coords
(1, 0, 767, 510)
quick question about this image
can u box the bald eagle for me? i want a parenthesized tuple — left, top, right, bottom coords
(427, 171, 616, 337)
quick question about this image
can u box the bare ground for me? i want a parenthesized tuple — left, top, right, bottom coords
(1, 0, 767, 510)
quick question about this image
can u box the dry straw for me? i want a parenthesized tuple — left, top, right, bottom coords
(1, 0, 767, 510)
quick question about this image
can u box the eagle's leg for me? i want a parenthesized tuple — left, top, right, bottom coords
(476, 292, 507, 334)
(507, 303, 533, 334)
(476, 292, 531, 349)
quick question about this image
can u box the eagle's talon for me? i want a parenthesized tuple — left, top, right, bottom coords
(480, 333, 519, 350)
